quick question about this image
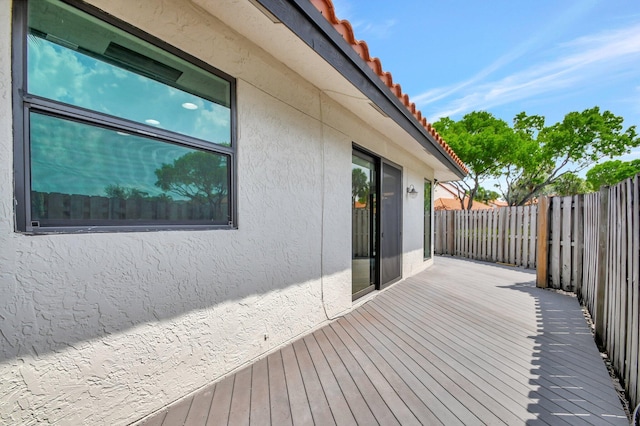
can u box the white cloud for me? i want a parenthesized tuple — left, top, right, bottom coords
(350, 19, 397, 40)
(422, 22, 640, 121)
(414, 1, 599, 110)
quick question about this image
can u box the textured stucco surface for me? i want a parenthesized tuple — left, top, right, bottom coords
(0, 0, 436, 424)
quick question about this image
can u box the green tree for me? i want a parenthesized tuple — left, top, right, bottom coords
(547, 173, 590, 196)
(433, 111, 521, 210)
(352, 168, 369, 207)
(105, 184, 150, 199)
(475, 186, 501, 204)
(155, 151, 228, 218)
(505, 107, 639, 205)
(585, 159, 640, 190)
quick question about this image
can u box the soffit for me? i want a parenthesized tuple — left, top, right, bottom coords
(192, 0, 465, 181)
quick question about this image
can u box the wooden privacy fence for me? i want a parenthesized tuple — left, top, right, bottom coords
(434, 206, 537, 268)
(537, 180, 639, 411)
(434, 175, 640, 411)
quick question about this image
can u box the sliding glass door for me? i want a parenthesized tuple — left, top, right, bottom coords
(352, 151, 377, 298)
(380, 162, 402, 287)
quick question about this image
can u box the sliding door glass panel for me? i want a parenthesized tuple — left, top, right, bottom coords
(352, 152, 377, 297)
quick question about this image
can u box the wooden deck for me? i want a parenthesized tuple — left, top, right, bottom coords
(138, 257, 629, 425)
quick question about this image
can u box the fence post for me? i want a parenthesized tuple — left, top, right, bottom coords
(447, 210, 455, 255)
(594, 186, 609, 348)
(536, 197, 549, 288)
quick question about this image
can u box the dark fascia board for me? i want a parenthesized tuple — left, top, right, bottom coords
(252, 0, 466, 179)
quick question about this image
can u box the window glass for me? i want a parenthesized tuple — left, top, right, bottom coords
(30, 112, 230, 224)
(16, 0, 236, 231)
(27, 0, 231, 146)
(352, 153, 377, 296)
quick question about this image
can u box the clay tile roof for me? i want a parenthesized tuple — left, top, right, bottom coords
(310, 0, 468, 174)
(434, 198, 493, 211)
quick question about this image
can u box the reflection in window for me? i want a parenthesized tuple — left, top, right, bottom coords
(14, 0, 236, 231)
(27, 0, 231, 146)
(30, 113, 230, 223)
(352, 152, 377, 297)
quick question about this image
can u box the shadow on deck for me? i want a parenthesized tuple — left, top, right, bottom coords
(137, 257, 628, 425)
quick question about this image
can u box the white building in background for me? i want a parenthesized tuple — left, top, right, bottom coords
(0, 0, 466, 423)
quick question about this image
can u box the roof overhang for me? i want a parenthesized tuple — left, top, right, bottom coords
(192, 0, 467, 181)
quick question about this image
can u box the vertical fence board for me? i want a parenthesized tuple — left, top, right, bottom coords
(550, 197, 562, 287)
(497, 209, 505, 261)
(595, 186, 609, 348)
(572, 195, 584, 297)
(515, 207, 522, 266)
(491, 210, 498, 262)
(606, 185, 615, 360)
(482, 210, 488, 261)
(561, 196, 572, 291)
(616, 181, 627, 377)
(537, 197, 549, 288)
(624, 179, 634, 399)
(509, 208, 516, 265)
(436, 211, 441, 253)
(529, 206, 537, 269)
(632, 176, 640, 406)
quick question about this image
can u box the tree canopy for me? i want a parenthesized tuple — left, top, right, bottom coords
(155, 151, 228, 217)
(352, 168, 369, 207)
(474, 186, 501, 204)
(434, 107, 639, 207)
(585, 159, 640, 190)
(433, 111, 520, 209)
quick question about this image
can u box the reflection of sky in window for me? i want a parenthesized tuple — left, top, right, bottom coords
(27, 37, 231, 145)
(30, 113, 199, 198)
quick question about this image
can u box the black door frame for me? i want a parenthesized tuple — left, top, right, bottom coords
(352, 144, 403, 296)
(379, 159, 403, 289)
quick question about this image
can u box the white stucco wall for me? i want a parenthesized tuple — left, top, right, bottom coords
(0, 0, 436, 424)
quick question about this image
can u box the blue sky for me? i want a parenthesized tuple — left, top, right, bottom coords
(331, 0, 640, 162)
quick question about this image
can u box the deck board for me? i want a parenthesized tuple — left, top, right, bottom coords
(184, 384, 215, 426)
(138, 257, 629, 425)
(161, 395, 192, 426)
(292, 339, 336, 425)
(321, 326, 399, 425)
(311, 329, 378, 426)
(303, 334, 357, 426)
(250, 358, 270, 426)
(206, 375, 234, 426)
(266, 351, 293, 426)
(281, 344, 314, 425)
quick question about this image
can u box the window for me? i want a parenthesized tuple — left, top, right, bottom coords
(424, 180, 432, 259)
(13, 0, 236, 232)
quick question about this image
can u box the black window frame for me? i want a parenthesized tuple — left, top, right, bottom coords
(12, 0, 237, 234)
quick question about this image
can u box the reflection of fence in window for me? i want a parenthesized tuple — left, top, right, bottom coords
(31, 191, 228, 222)
(352, 208, 370, 257)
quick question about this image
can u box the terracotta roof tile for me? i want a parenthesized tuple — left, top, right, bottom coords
(434, 198, 493, 211)
(311, 0, 468, 174)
